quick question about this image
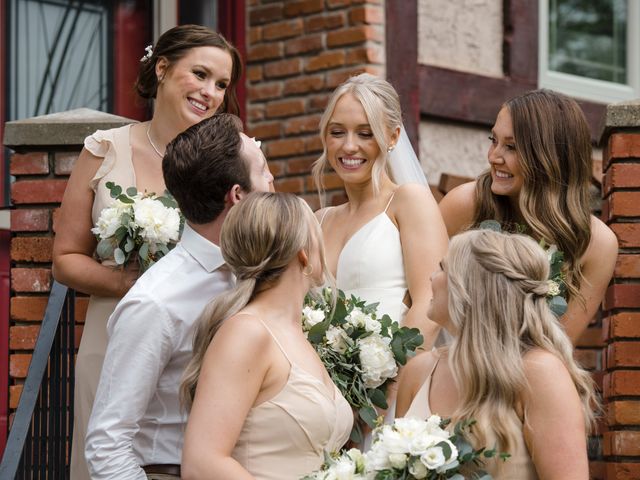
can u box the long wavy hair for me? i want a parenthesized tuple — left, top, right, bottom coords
(312, 73, 402, 203)
(181, 192, 334, 409)
(443, 230, 597, 453)
(473, 89, 593, 303)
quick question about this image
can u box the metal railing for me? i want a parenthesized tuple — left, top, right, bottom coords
(0, 281, 75, 479)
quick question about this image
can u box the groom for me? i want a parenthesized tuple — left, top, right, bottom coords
(85, 114, 273, 479)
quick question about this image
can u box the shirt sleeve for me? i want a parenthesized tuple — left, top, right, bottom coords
(84, 291, 175, 480)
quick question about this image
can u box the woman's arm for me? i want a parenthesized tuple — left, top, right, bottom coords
(394, 184, 449, 349)
(437, 181, 477, 237)
(181, 315, 273, 480)
(52, 148, 138, 297)
(521, 349, 589, 479)
(562, 217, 618, 344)
(395, 351, 436, 418)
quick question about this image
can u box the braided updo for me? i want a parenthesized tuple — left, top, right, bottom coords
(442, 229, 596, 455)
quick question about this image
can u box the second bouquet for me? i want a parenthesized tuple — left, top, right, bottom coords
(92, 181, 184, 271)
(302, 288, 424, 442)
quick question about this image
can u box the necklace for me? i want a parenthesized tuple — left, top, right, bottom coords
(146, 124, 165, 158)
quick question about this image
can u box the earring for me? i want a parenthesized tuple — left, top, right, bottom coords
(302, 264, 314, 277)
(387, 145, 395, 152)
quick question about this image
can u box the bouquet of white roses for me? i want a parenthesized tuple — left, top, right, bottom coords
(303, 416, 509, 480)
(92, 181, 183, 271)
(303, 288, 423, 442)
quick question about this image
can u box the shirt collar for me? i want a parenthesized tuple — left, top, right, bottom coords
(180, 223, 225, 273)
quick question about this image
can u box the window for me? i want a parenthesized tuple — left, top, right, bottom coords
(539, 0, 640, 103)
(8, 0, 112, 120)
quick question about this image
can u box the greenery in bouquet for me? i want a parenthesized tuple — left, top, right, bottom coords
(91, 181, 184, 271)
(478, 220, 567, 317)
(302, 288, 424, 443)
(302, 416, 509, 480)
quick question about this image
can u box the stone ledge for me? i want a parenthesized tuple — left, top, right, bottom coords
(599, 99, 640, 144)
(3, 108, 136, 148)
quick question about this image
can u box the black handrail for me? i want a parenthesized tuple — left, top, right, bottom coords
(0, 281, 75, 479)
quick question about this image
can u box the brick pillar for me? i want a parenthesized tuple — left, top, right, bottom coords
(246, 0, 386, 208)
(4, 108, 134, 420)
(600, 100, 640, 479)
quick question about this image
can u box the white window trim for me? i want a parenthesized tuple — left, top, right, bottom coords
(539, 0, 640, 104)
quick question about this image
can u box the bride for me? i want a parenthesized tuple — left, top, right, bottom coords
(313, 73, 448, 349)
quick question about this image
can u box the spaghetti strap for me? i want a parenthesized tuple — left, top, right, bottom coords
(384, 190, 397, 213)
(257, 318, 293, 364)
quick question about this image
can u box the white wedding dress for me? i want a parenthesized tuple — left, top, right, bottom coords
(323, 192, 409, 327)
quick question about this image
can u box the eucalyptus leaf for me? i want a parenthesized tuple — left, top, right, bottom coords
(549, 295, 568, 317)
(139, 242, 149, 262)
(479, 219, 502, 232)
(96, 238, 114, 259)
(437, 439, 452, 459)
(307, 321, 329, 344)
(117, 194, 135, 204)
(349, 422, 363, 444)
(114, 248, 126, 265)
(124, 237, 135, 253)
(370, 388, 388, 409)
(126, 186, 138, 197)
(358, 405, 378, 428)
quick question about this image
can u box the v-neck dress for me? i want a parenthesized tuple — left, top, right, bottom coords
(71, 124, 136, 480)
(231, 320, 353, 479)
(323, 193, 408, 327)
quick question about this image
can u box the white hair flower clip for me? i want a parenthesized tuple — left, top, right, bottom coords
(251, 137, 262, 149)
(140, 45, 153, 62)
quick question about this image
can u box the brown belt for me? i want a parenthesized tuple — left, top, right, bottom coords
(143, 464, 181, 476)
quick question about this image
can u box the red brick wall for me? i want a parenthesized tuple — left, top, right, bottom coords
(246, 0, 386, 209)
(601, 130, 640, 479)
(8, 149, 88, 417)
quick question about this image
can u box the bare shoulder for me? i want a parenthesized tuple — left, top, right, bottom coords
(585, 215, 618, 260)
(438, 181, 478, 236)
(314, 206, 331, 223)
(394, 183, 436, 203)
(522, 349, 572, 391)
(402, 350, 441, 388)
(209, 312, 273, 358)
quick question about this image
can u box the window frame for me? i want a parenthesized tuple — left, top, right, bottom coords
(538, 0, 640, 104)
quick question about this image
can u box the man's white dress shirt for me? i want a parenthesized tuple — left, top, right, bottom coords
(85, 224, 234, 479)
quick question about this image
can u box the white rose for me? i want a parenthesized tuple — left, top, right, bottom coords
(393, 417, 428, 439)
(388, 453, 407, 470)
(326, 326, 350, 354)
(303, 306, 325, 329)
(363, 315, 382, 334)
(420, 446, 446, 470)
(346, 448, 366, 472)
(92, 201, 131, 238)
(377, 428, 410, 455)
(133, 197, 181, 245)
(408, 433, 441, 456)
(332, 457, 357, 480)
(547, 279, 561, 297)
(364, 443, 391, 471)
(408, 458, 428, 479)
(346, 308, 367, 328)
(358, 335, 398, 388)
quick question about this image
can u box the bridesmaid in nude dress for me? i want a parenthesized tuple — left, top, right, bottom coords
(397, 229, 598, 479)
(52, 25, 242, 479)
(181, 193, 352, 480)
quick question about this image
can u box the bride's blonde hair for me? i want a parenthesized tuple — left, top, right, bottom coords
(444, 229, 597, 453)
(312, 73, 402, 204)
(181, 192, 334, 409)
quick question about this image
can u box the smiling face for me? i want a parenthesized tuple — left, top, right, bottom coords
(325, 93, 382, 184)
(487, 107, 524, 198)
(156, 46, 233, 132)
